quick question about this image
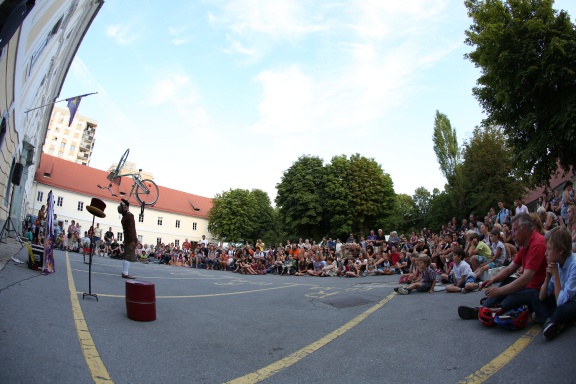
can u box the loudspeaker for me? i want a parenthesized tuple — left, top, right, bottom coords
(11, 162, 23, 185)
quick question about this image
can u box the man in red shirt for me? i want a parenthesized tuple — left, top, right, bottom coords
(182, 238, 191, 251)
(459, 213, 547, 319)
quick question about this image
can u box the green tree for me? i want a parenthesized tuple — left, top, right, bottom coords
(347, 154, 396, 236)
(385, 193, 418, 234)
(275, 155, 326, 240)
(461, 125, 527, 215)
(412, 186, 432, 228)
(249, 189, 278, 245)
(427, 188, 455, 231)
(432, 110, 461, 180)
(432, 110, 466, 218)
(207, 189, 257, 243)
(324, 155, 353, 236)
(464, 0, 576, 185)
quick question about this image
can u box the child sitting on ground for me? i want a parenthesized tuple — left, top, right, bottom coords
(396, 255, 436, 295)
(282, 255, 295, 275)
(473, 229, 507, 279)
(365, 257, 378, 276)
(345, 254, 360, 277)
(307, 254, 325, 276)
(441, 248, 476, 293)
(377, 253, 393, 275)
(532, 226, 576, 340)
(321, 257, 338, 276)
(406, 252, 422, 283)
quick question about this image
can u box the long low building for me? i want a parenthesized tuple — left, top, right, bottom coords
(30, 154, 213, 247)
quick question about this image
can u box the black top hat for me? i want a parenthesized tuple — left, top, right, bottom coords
(86, 198, 106, 218)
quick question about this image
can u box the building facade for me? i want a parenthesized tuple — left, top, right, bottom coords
(30, 154, 214, 247)
(42, 106, 97, 166)
(0, 0, 103, 235)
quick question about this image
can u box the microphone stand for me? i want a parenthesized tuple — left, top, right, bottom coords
(83, 213, 98, 301)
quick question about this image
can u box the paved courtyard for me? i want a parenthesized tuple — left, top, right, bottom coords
(0, 245, 574, 383)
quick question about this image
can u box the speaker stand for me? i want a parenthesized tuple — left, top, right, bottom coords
(0, 186, 23, 247)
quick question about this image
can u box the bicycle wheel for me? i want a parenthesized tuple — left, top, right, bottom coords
(113, 149, 130, 177)
(135, 179, 159, 206)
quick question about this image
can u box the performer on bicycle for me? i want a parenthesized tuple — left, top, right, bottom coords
(118, 198, 137, 279)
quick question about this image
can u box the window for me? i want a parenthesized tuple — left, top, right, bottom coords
(60, 142, 66, 149)
(70, 145, 75, 151)
(138, 235, 143, 243)
(175, 220, 180, 228)
(0, 118, 6, 152)
(37, 191, 44, 202)
(157, 217, 163, 226)
(58, 116, 64, 124)
(77, 201, 84, 211)
(193, 222, 197, 230)
(175, 240, 180, 247)
(117, 233, 123, 241)
(157, 237, 162, 245)
(138, 213, 144, 222)
(57, 196, 63, 207)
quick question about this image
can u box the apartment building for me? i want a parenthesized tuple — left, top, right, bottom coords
(43, 105, 97, 166)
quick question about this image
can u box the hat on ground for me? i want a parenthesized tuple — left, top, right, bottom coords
(87, 198, 106, 218)
(121, 198, 130, 206)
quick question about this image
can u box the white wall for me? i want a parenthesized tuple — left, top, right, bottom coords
(29, 182, 212, 247)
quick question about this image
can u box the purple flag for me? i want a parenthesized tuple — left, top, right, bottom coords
(66, 96, 82, 126)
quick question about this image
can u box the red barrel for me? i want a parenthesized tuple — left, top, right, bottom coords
(125, 280, 156, 321)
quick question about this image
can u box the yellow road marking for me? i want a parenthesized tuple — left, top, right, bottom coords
(66, 252, 113, 383)
(459, 325, 541, 384)
(75, 283, 304, 298)
(225, 292, 397, 384)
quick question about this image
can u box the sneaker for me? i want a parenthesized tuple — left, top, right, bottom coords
(461, 288, 468, 294)
(397, 287, 409, 295)
(543, 319, 564, 340)
(458, 306, 479, 320)
(394, 287, 399, 292)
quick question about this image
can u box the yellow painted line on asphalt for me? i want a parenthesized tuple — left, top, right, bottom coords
(75, 283, 304, 298)
(458, 324, 541, 384)
(66, 252, 113, 383)
(225, 292, 397, 384)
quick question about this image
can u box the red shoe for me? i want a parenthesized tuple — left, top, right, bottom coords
(122, 273, 135, 279)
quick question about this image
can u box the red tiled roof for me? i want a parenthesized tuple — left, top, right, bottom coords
(35, 154, 212, 218)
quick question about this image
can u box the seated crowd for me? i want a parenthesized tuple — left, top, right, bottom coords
(80, 192, 576, 341)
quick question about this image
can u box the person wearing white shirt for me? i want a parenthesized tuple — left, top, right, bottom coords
(515, 198, 529, 217)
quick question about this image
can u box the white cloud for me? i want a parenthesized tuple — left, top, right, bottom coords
(105, 23, 140, 46)
(249, 0, 463, 137)
(168, 26, 191, 45)
(147, 73, 198, 106)
(209, 0, 328, 58)
(252, 66, 316, 135)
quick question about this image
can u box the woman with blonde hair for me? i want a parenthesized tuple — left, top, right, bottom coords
(530, 212, 546, 236)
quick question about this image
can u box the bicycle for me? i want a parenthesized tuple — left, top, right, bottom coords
(97, 149, 159, 213)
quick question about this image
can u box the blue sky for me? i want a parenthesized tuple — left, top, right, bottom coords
(60, 0, 576, 202)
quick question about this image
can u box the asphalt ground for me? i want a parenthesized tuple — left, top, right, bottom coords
(0, 247, 575, 384)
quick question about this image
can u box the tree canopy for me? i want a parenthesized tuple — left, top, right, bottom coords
(275, 154, 395, 240)
(208, 188, 277, 245)
(465, 0, 576, 185)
